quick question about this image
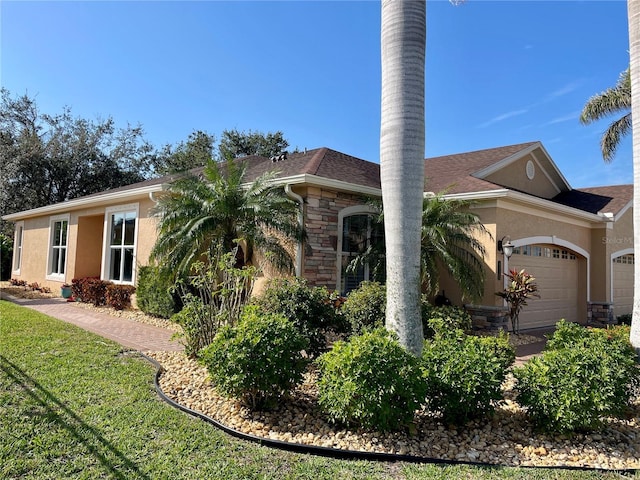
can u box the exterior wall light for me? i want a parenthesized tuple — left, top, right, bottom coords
(498, 236, 514, 259)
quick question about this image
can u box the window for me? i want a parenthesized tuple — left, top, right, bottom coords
(340, 213, 384, 294)
(104, 206, 138, 284)
(47, 216, 69, 280)
(13, 222, 24, 273)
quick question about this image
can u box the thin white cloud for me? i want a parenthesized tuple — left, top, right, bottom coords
(544, 110, 581, 126)
(544, 81, 582, 102)
(477, 109, 528, 128)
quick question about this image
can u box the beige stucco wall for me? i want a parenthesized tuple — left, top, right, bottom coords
(9, 195, 159, 293)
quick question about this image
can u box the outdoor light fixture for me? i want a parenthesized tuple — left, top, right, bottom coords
(498, 236, 514, 259)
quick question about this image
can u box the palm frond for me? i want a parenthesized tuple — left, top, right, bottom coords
(601, 113, 632, 163)
(580, 68, 630, 125)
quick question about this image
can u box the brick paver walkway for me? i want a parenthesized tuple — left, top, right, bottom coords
(1, 293, 183, 352)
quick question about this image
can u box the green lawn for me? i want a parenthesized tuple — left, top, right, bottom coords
(0, 300, 635, 480)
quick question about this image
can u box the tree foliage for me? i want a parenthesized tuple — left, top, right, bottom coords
(155, 130, 215, 175)
(150, 158, 304, 279)
(0, 88, 155, 235)
(218, 128, 288, 160)
(347, 193, 490, 302)
(580, 67, 631, 163)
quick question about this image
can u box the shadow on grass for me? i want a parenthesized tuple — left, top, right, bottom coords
(0, 354, 150, 480)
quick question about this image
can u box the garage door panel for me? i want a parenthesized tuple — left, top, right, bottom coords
(613, 255, 634, 317)
(508, 245, 580, 330)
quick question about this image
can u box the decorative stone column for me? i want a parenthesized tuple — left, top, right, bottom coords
(464, 304, 510, 332)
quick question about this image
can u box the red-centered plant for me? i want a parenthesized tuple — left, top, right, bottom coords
(496, 268, 540, 334)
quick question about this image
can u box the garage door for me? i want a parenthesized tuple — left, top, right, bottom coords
(508, 244, 580, 330)
(613, 254, 634, 317)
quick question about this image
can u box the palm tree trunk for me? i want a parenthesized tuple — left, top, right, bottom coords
(628, 0, 640, 354)
(380, 0, 426, 356)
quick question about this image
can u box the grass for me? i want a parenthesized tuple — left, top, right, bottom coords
(0, 299, 636, 480)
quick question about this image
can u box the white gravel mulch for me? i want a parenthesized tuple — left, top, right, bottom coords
(147, 350, 640, 471)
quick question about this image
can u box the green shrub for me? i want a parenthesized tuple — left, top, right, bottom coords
(421, 330, 514, 424)
(514, 320, 640, 433)
(316, 327, 427, 431)
(169, 295, 217, 358)
(253, 277, 342, 358)
(199, 306, 309, 409)
(136, 265, 177, 319)
(422, 305, 472, 338)
(105, 284, 136, 310)
(341, 281, 386, 335)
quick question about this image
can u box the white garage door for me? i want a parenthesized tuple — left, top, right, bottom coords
(613, 254, 634, 317)
(508, 245, 580, 330)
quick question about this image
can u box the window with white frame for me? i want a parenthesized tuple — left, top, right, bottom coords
(105, 206, 138, 284)
(340, 213, 384, 294)
(13, 222, 24, 273)
(48, 216, 69, 279)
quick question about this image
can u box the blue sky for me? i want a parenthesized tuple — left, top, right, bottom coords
(1, 1, 632, 188)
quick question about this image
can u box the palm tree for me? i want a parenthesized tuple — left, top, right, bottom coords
(419, 194, 489, 301)
(380, 0, 427, 356)
(347, 194, 490, 302)
(627, 0, 640, 353)
(150, 159, 304, 279)
(580, 67, 631, 162)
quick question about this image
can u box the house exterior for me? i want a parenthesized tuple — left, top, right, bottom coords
(4, 141, 633, 331)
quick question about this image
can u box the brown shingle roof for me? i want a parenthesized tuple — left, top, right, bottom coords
(423, 141, 539, 194)
(553, 185, 632, 216)
(31, 142, 632, 219)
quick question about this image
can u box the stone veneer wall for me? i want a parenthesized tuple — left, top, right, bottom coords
(587, 301, 615, 326)
(302, 187, 369, 290)
(464, 304, 510, 332)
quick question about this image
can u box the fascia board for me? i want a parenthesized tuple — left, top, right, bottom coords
(440, 189, 510, 201)
(613, 200, 633, 221)
(2, 184, 167, 221)
(443, 189, 608, 224)
(503, 191, 606, 223)
(471, 142, 572, 192)
(251, 174, 383, 197)
(471, 142, 541, 178)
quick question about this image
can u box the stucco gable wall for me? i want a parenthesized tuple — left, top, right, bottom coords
(484, 154, 562, 199)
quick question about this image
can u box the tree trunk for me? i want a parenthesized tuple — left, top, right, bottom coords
(628, 0, 640, 354)
(380, 0, 426, 356)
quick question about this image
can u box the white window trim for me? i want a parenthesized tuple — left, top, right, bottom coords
(45, 214, 70, 282)
(336, 204, 379, 293)
(12, 221, 24, 275)
(101, 203, 139, 285)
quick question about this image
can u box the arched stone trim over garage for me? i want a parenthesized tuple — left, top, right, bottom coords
(336, 204, 380, 294)
(611, 248, 634, 317)
(504, 235, 590, 300)
(503, 235, 590, 329)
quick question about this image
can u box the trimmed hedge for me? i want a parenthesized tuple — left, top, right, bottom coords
(199, 305, 309, 409)
(514, 320, 640, 433)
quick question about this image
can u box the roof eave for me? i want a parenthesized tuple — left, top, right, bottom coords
(2, 184, 168, 221)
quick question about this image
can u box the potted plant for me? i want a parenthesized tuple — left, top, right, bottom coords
(61, 283, 73, 299)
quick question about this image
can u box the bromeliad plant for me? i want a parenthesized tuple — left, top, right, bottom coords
(496, 268, 540, 334)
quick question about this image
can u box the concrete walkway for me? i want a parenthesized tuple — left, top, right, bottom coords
(1, 293, 183, 352)
(2, 291, 547, 361)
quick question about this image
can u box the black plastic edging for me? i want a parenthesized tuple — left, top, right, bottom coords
(140, 353, 638, 475)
